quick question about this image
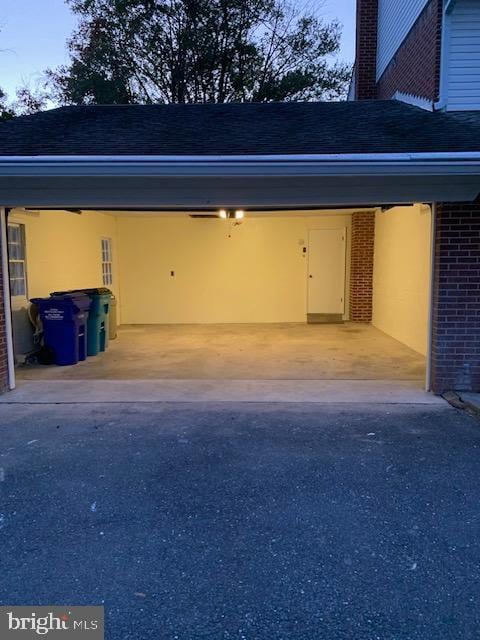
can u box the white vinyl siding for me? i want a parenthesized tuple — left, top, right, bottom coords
(377, 0, 430, 80)
(443, 0, 480, 111)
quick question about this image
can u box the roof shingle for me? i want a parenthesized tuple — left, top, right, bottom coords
(1, 100, 480, 156)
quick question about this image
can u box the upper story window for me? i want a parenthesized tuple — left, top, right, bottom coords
(8, 223, 27, 297)
(101, 237, 113, 286)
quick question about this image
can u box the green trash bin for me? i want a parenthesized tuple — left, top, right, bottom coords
(51, 288, 112, 356)
(84, 288, 111, 356)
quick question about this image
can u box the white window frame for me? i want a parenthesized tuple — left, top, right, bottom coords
(7, 222, 28, 299)
(101, 237, 113, 286)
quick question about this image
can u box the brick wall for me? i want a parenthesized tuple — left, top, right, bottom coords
(377, 0, 442, 102)
(355, 0, 379, 100)
(0, 223, 9, 393)
(350, 211, 375, 322)
(431, 202, 480, 394)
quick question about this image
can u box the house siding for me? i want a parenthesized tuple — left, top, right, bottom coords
(431, 202, 480, 394)
(376, 0, 430, 80)
(443, 0, 480, 111)
(377, 0, 442, 103)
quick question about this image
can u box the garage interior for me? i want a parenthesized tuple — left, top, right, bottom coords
(5, 203, 432, 396)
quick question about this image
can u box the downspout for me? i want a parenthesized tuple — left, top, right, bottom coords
(0, 207, 16, 390)
(426, 202, 437, 392)
(434, 0, 449, 111)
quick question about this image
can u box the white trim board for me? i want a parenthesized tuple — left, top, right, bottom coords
(0, 207, 16, 390)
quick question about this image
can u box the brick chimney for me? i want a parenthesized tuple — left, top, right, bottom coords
(354, 0, 379, 100)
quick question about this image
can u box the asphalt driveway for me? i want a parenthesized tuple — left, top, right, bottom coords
(0, 402, 479, 639)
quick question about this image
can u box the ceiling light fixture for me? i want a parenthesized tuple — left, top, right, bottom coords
(218, 208, 246, 220)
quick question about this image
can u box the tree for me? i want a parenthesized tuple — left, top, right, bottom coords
(0, 28, 15, 119)
(0, 87, 14, 119)
(0, 84, 51, 118)
(48, 0, 350, 105)
(0, 21, 49, 116)
(13, 85, 50, 115)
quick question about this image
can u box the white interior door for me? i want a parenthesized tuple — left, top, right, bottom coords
(308, 229, 346, 315)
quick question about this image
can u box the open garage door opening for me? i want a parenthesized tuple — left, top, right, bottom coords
(5, 204, 433, 401)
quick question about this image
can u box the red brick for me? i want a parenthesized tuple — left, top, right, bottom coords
(350, 211, 375, 322)
(431, 203, 480, 393)
(355, 0, 379, 100)
(377, 0, 442, 102)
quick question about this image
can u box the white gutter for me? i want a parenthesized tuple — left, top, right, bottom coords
(2, 152, 480, 162)
(0, 207, 16, 391)
(1, 152, 480, 178)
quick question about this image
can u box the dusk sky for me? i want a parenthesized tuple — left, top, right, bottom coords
(0, 0, 356, 98)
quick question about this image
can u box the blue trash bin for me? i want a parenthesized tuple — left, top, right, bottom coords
(31, 294, 91, 366)
(51, 288, 112, 356)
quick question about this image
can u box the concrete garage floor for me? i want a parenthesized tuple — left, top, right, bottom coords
(10, 323, 436, 404)
(18, 322, 425, 380)
(0, 401, 479, 638)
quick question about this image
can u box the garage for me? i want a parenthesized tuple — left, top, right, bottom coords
(4, 201, 432, 400)
(1, 100, 480, 399)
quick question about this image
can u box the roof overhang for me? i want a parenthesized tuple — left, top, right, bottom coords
(1, 153, 480, 208)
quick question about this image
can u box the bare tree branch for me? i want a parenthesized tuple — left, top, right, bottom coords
(42, 0, 350, 107)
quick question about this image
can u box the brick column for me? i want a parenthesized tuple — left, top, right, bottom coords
(0, 219, 9, 393)
(355, 0, 379, 100)
(431, 202, 480, 393)
(350, 211, 375, 322)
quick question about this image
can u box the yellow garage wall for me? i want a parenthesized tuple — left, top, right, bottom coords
(372, 205, 431, 356)
(9, 208, 120, 302)
(117, 213, 351, 324)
